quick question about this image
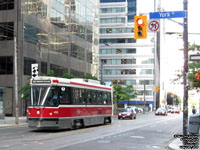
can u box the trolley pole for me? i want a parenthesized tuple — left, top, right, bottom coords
(183, 0, 188, 136)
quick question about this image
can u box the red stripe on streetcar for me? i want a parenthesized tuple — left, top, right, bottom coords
(70, 82, 111, 90)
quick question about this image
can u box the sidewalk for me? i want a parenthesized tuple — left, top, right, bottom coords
(0, 117, 27, 127)
(168, 135, 200, 150)
(168, 138, 183, 150)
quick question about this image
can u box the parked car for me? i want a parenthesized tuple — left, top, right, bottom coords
(118, 108, 136, 120)
(167, 107, 173, 113)
(171, 107, 180, 114)
(155, 108, 167, 116)
(138, 108, 143, 113)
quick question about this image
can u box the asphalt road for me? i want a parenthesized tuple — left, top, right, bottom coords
(0, 112, 182, 150)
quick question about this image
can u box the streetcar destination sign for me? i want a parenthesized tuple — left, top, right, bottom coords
(150, 11, 186, 19)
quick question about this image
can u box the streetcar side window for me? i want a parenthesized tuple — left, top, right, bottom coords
(59, 87, 71, 104)
(72, 88, 80, 104)
(102, 92, 108, 105)
(91, 90, 97, 105)
(107, 93, 111, 104)
(79, 89, 84, 104)
(97, 92, 103, 105)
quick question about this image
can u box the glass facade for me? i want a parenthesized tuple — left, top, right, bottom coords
(100, 0, 154, 106)
(0, 0, 14, 10)
(22, 0, 99, 77)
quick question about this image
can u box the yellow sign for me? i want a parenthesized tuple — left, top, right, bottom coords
(155, 86, 159, 93)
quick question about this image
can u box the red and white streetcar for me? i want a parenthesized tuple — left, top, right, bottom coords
(27, 76, 113, 129)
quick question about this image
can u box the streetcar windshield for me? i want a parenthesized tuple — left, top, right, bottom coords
(44, 86, 59, 107)
(30, 86, 49, 106)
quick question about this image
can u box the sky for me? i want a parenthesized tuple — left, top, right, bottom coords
(161, 0, 200, 44)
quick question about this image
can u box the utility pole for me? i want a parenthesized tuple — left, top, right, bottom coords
(183, 0, 188, 136)
(14, 36, 19, 124)
(143, 80, 146, 113)
(154, 0, 161, 110)
(14, 0, 20, 124)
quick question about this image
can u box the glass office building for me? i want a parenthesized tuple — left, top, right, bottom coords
(99, 0, 154, 110)
(0, 0, 99, 116)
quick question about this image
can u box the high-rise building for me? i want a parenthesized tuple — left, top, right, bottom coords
(99, 0, 155, 110)
(0, 0, 99, 116)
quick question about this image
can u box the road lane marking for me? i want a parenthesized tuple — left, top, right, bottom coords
(130, 136, 144, 139)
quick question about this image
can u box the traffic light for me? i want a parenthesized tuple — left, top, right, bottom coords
(134, 16, 147, 39)
(195, 72, 200, 81)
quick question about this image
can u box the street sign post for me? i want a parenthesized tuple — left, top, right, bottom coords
(150, 11, 186, 19)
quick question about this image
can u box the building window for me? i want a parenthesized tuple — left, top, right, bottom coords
(41, 62, 47, 74)
(100, 7, 125, 14)
(50, 64, 68, 77)
(141, 58, 154, 64)
(0, 0, 14, 10)
(140, 69, 153, 75)
(70, 69, 84, 77)
(100, 0, 126, 3)
(24, 57, 36, 75)
(0, 22, 14, 40)
(0, 56, 13, 74)
(100, 18, 125, 24)
(100, 38, 136, 44)
(100, 48, 136, 54)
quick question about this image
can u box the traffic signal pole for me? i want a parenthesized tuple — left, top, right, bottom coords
(183, 0, 188, 136)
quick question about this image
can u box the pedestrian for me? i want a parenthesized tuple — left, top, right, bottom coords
(192, 106, 196, 114)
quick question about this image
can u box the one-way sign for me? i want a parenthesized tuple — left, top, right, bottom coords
(150, 11, 186, 19)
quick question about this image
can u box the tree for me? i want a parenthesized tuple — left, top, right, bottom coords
(112, 84, 124, 104)
(172, 42, 200, 89)
(123, 85, 137, 106)
(112, 84, 137, 106)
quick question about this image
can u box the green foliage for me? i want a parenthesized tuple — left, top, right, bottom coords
(188, 62, 200, 88)
(62, 73, 76, 79)
(18, 82, 30, 100)
(172, 43, 200, 85)
(83, 75, 98, 80)
(112, 84, 137, 105)
(41, 70, 55, 77)
(188, 42, 200, 51)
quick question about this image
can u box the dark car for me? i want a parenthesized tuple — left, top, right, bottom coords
(155, 108, 167, 116)
(118, 108, 136, 120)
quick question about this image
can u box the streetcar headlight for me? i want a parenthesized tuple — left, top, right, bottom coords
(37, 110, 40, 114)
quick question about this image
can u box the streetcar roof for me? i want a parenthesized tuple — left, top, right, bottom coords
(30, 76, 112, 91)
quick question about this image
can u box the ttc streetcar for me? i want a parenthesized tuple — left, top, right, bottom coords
(27, 76, 113, 129)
